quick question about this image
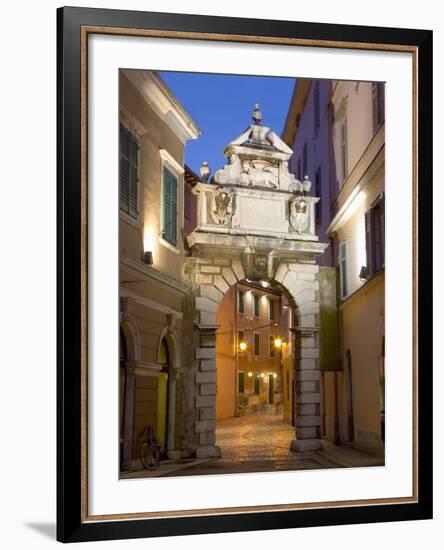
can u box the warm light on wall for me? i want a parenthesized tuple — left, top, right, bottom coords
(273, 373, 277, 379)
(248, 371, 253, 377)
(260, 372, 265, 379)
(239, 341, 247, 352)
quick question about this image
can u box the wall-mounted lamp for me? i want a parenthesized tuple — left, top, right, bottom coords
(248, 371, 253, 378)
(273, 373, 277, 379)
(359, 265, 369, 282)
(239, 341, 247, 352)
(142, 251, 153, 265)
(260, 372, 265, 379)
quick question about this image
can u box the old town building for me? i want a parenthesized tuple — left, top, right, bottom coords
(283, 79, 385, 455)
(119, 70, 200, 470)
(119, 68, 383, 470)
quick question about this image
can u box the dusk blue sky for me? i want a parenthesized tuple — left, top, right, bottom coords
(159, 71, 296, 177)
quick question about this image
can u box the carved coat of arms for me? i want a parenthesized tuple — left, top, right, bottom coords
(290, 196, 310, 234)
(210, 188, 233, 226)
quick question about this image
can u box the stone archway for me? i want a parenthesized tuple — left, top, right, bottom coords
(183, 253, 323, 458)
(183, 105, 327, 459)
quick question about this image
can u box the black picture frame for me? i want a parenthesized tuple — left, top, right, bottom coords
(57, 6, 433, 543)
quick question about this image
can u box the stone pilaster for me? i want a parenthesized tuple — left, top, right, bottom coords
(194, 324, 221, 458)
(290, 328, 322, 452)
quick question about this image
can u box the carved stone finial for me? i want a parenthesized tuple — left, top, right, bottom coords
(252, 103, 262, 125)
(199, 161, 211, 183)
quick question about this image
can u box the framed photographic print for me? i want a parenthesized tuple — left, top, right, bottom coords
(57, 6, 433, 543)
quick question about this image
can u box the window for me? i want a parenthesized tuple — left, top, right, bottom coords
(340, 120, 348, 185)
(314, 81, 320, 132)
(238, 291, 245, 314)
(302, 142, 308, 177)
(162, 166, 178, 246)
(268, 298, 275, 321)
(254, 333, 260, 356)
(238, 330, 244, 346)
(238, 372, 245, 394)
(315, 166, 322, 223)
(254, 374, 260, 395)
(119, 124, 139, 218)
(253, 294, 260, 317)
(365, 196, 385, 277)
(339, 240, 349, 299)
(269, 335, 275, 358)
(372, 82, 385, 133)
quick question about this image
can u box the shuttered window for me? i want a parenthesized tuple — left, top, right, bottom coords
(238, 291, 245, 314)
(254, 333, 260, 356)
(253, 294, 260, 317)
(269, 335, 275, 358)
(268, 298, 275, 321)
(372, 82, 385, 133)
(162, 166, 178, 247)
(119, 124, 139, 218)
(365, 196, 385, 278)
(339, 241, 348, 299)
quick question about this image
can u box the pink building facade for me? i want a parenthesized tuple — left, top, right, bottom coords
(282, 79, 338, 267)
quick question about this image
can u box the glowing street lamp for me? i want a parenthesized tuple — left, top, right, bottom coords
(239, 341, 247, 352)
(274, 337, 282, 349)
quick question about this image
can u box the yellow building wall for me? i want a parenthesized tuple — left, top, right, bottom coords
(120, 72, 186, 282)
(215, 283, 287, 420)
(338, 277, 384, 454)
(119, 71, 194, 465)
(216, 286, 236, 420)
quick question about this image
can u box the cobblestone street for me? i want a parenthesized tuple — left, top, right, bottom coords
(216, 410, 295, 461)
(122, 410, 383, 479)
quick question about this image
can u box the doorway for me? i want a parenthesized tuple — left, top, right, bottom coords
(268, 373, 274, 404)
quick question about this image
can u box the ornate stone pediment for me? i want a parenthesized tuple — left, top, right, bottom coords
(213, 104, 300, 192)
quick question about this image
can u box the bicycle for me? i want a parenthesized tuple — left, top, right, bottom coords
(138, 425, 161, 470)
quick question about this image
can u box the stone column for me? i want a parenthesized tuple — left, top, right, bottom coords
(194, 325, 221, 458)
(274, 261, 322, 453)
(290, 328, 322, 452)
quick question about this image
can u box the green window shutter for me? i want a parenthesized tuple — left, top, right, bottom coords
(365, 210, 373, 275)
(129, 134, 139, 218)
(119, 125, 130, 214)
(162, 166, 178, 246)
(119, 124, 138, 218)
